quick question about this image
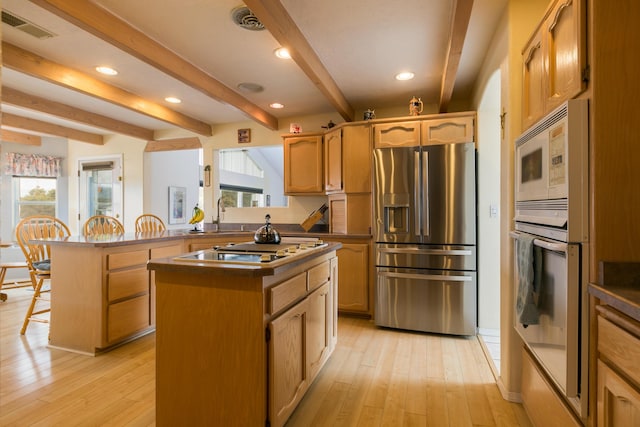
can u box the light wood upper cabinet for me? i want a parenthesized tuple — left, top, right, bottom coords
(522, 0, 586, 130)
(373, 121, 421, 148)
(522, 29, 546, 130)
(324, 124, 371, 194)
(422, 116, 475, 145)
(545, 0, 586, 112)
(283, 133, 324, 195)
(324, 128, 343, 193)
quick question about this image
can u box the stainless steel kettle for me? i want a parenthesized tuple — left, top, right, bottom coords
(254, 214, 281, 244)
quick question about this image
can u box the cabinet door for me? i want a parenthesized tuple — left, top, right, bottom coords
(324, 128, 343, 193)
(336, 243, 370, 314)
(284, 134, 324, 194)
(329, 257, 338, 351)
(342, 124, 372, 193)
(544, 0, 586, 111)
(598, 360, 640, 427)
(373, 121, 420, 148)
(306, 281, 331, 381)
(422, 116, 475, 146)
(269, 300, 308, 427)
(522, 29, 546, 130)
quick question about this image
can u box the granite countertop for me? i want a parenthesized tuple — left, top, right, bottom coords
(36, 225, 370, 248)
(147, 241, 341, 277)
(588, 262, 640, 322)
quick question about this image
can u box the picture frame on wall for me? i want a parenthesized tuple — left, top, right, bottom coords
(237, 128, 251, 143)
(168, 186, 186, 224)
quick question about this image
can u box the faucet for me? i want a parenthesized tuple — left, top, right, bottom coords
(213, 197, 225, 230)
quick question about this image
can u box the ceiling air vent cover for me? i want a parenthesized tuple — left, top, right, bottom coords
(1, 10, 56, 39)
(231, 6, 264, 31)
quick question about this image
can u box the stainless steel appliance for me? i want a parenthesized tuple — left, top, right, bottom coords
(512, 99, 589, 419)
(374, 140, 477, 335)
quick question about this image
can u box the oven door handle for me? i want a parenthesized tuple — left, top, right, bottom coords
(509, 230, 567, 253)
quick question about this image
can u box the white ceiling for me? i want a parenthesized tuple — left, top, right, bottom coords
(1, 0, 507, 139)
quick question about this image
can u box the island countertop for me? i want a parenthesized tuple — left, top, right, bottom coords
(39, 229, 368, 248)
(147, 240, 342, 277)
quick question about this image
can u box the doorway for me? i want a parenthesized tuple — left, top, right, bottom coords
(477, 69, 502, 375)
(78, 155, 123, 231)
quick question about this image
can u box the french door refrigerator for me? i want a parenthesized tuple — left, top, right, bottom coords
(374, 140, 477, 335)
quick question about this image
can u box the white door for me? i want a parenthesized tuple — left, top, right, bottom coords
(78, 155, 123, 229)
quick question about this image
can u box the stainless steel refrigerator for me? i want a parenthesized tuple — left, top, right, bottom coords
(374, 140, 477, 335)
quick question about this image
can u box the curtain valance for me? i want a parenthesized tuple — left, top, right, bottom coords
(4, 153, 63, 177)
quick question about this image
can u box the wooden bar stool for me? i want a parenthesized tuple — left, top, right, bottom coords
(0, 261, 31, 301)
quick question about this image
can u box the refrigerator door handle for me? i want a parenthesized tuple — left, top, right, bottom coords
(422, 150, 430, 237)
(379, 271, 472, 282)
(378, 248, 473, 256)
(414, 150, 421, 237)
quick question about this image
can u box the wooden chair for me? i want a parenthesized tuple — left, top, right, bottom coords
(83, 215, 124, 236)
(15, 215, 71, 334)
(135, 214, 166, 233)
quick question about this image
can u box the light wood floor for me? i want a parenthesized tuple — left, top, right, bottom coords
(0, 287, 532, 426)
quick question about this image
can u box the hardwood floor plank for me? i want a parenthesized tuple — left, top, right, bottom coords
(0, 288, 532, 426)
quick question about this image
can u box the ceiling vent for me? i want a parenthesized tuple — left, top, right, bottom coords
(2, 10, 56, 39)
(231, 6, 264, 31)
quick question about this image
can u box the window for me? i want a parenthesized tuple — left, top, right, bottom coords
(14, 177, 57, 224)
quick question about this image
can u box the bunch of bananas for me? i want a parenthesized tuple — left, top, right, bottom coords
(188, 204, 205, 224)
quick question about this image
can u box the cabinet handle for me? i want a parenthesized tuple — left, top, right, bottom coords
(524, 42, 541, 68)
(548, 0, 573, 33)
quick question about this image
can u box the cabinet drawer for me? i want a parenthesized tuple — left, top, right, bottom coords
(107, 294, 150, 342)
(107, 249, 148, 270)
(151, 243, 184, 258)
(269, 272, 307, 315)
(307, 260, 330, 292)
(108, 268, 149, 302)
(598, 315, 640, 386)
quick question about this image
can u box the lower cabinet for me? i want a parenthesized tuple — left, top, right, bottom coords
(324, 238, 372, 316)
(268, 259, 335, 427)
(596, 305, 640, 426)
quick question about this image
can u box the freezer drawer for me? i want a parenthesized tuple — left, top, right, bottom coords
(375, 267, 477, 335)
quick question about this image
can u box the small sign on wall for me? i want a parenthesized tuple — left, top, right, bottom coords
(237, 128, 251, 143)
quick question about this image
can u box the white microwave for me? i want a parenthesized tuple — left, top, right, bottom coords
(515, 99, 589, 203)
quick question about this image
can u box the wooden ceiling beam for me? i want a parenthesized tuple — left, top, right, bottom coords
(439, 0, 474, 113)
(2, 112, 105, 145)
(244, 0, 355, 122)
(1, 129, 42, 146)
(3, 87, 154, 141)
(29, 0, 279, 131)
(144, 137, 202, 152)
(2, 42, 213, 137)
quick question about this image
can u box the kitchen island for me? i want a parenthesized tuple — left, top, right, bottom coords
(148, 239, 339, 427)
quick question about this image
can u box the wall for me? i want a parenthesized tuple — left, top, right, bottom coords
(143, 149, 200, 230)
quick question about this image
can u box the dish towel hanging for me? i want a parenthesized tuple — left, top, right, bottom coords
(516, 233, 543, 327)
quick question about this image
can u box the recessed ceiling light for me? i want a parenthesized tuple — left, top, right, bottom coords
(395, 72, 415, 81)
(270, 102, 284, 109)
(165, 96, 182, 104)
(274, 47, 291, 59)
(96, 66, 118, 76)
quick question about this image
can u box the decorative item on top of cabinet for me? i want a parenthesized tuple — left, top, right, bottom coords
(283, 132, 324, 195)
(522, 0, 587, 130)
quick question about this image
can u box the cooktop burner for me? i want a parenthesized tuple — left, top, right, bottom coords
(175, 238, 326, 265)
